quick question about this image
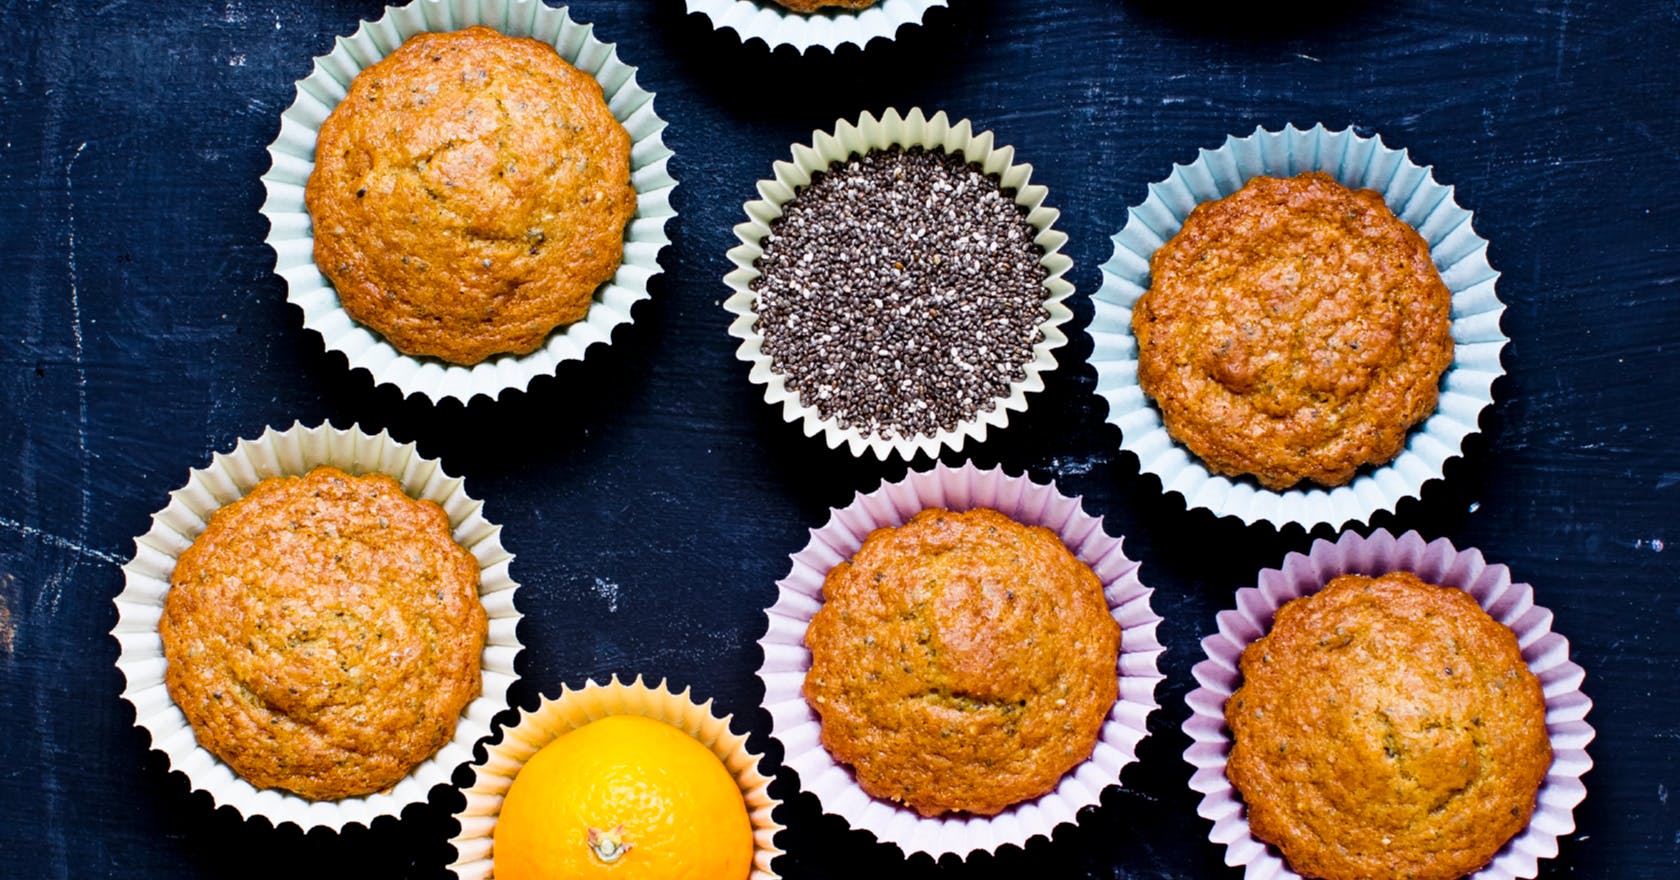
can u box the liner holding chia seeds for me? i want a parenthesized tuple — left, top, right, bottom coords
(685, 0, 949, 54)
(1182, 528, 1594, 880)
(449, 675, 783, 879)
(260, 0, 677, 405)
(724, 107, 1075, 461)
(111, 421, 523, 831)
(758, 461, 1165, 858)
(1089, 123, 1508, 530)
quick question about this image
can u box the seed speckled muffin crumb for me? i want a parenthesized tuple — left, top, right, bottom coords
(1133, 172, 1453, 489)
(161, 466, 486, 801)
(803, 507, 1119, 816)
(306, 26, 635, 365)
(1226, 571, 1551, 880)
(768, 0, 878, 11)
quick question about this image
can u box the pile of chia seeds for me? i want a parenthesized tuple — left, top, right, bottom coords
(750, 146, 1049, 439)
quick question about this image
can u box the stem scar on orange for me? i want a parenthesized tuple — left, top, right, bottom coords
(492, 714, 755, 880)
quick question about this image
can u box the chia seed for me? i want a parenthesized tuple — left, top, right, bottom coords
(750, 146, 1048, 439)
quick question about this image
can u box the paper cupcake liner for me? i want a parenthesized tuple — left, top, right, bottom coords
(449, 675, 783, 879)
(112, 421, 523, 831)
(1089, 123, 1507, 530)
(758, 461, 1165, 858)
(1183, 528, 1594, 880)
(261, 0, 678, 405)
(684, 0, 948, 53)
(724, 108, 1075, 461)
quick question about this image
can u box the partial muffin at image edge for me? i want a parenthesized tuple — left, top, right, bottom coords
(1132, 171, 1453, 490)
(306, 25, 635, 366)
(770, 0, 878, 10)
(1226, 570, 1550, 880)
(161, 465, 486, 800)
(804, 507, 1120, 817)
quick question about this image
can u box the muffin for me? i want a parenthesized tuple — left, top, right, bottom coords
(769, 0, 877, 10)
(1132, 171, 1453, 490)
(1225, 570, 1552, 880)
(306, 25, 636, 366)
(161, 465, 487, 800)
(803, 507, 1121, 817)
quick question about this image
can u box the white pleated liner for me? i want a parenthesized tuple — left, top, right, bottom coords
(261, 0, 678, 405)
(449, 675, 784, 879)
(758, 462, 1165, 858)
(685, 0, 948, 54)
(112, 422, 524, 831)
(724, 107, 1076, 461)
(1182, 529, 1594, 880)
(1089, 124, 1507, 530)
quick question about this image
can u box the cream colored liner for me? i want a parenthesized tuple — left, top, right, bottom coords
(684, 0, 949, 53)
(449, 675, 783, 879)
(261, 0, 678, 404)
(724, 107, 1074, 461)
(111, 421, 523, 831)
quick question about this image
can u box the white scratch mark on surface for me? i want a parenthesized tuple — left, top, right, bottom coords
(1662, 783, 1670, 804)
(1292, 52, 1322, 63)
(66, 142, 91, 547)
(1047, 454, 1103, 477)
(1657, 471, 1680, 490)
(590, 576, 621, 613)
(0, 517, 125, 565)
(1553, 0, 1575, 80)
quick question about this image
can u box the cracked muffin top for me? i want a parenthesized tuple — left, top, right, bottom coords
(161, 466, 486, 800)
(803, 507, 1120, 816)
(1132, 171, 1453, 489)
(306, 26, 635, 365)
(1226, 571, 1551, 880)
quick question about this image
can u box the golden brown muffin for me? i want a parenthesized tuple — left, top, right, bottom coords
(161, 466, 486, 800)
(306, 26, 636, 365)
(1132, 172, 1453, 489)
(768, 0, 878, 12)
(1226, 571, 1552, 880)
(804, 508, 1120, 816)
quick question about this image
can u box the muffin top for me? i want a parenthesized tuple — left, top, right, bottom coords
(161, 466, 486, 800)
(1132, 171, 1453, 489)
(1225, 571, 1552, 880)
(803, 507, 1120, 816)
(768, 0, 879, 10)
(306, 26, 635, 365)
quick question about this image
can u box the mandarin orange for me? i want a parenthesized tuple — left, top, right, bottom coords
(492, 714, 754, 880)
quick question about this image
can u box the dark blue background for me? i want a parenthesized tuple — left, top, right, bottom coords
(2, 1, 1676, 877)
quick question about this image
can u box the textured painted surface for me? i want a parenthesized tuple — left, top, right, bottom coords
(0, 0, 1676, 877)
